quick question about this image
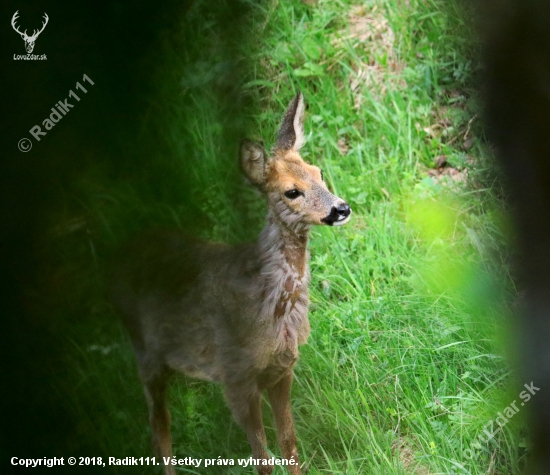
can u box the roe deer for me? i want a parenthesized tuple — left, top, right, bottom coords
(110, 92, 351, 475)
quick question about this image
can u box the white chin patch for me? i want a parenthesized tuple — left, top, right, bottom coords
(333, 214, 351, 226)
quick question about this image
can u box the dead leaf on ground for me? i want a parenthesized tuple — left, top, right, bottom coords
(333, 5, 406, 107)
(463, 137, 475, 150)
(427, 163, 469, 187)
(337, 137, 350, 155)
(392, 437, 432, 475)
(434, 155, 448, 168)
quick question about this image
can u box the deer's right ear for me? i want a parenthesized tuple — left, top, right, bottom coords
(240, 139, 268, 191)
(275, 92, 306, 152)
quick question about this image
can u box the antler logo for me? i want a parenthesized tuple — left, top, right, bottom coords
(11, 11, 49, 54)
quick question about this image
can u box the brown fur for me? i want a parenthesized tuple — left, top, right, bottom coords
(110, 93, 351, 474)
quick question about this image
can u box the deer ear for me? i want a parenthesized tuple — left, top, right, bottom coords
(275, 92, 306, 152)
(240, 139, 268, 190)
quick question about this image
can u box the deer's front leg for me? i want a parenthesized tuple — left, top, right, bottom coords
(268, 371, 301, 474)
(225, 385, 272, 475)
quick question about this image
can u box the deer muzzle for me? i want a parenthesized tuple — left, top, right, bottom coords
(321, 202, 351, 226)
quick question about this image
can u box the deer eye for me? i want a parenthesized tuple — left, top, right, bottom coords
(284, 189, 302, 200)
(320, 169, 324, 181)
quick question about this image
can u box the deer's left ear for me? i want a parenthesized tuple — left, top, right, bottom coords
(240, 139, 268, 191)
(275, 92, 306, 152)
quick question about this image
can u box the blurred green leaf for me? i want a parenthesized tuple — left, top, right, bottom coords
(293, 62, 325, 77)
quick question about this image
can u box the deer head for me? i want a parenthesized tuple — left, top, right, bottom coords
(11, 11, 49, 54)
(240, 92, 351, 231)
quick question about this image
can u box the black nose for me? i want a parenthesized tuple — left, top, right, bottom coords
(321, 202, 352, 225)
(336, 203, 351, 218)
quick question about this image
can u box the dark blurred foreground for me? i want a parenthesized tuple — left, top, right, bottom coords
(0, 0, 253, 471)
(481, 0, 550, 472)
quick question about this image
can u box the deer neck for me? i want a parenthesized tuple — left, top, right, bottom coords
(258, 210, 310, 320)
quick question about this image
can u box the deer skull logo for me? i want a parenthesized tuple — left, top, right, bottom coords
(11, 11, 49, 54)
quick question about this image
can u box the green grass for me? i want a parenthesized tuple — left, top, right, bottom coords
(45, 0, 526, 473)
